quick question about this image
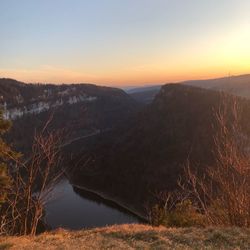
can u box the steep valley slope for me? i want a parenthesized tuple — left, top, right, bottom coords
(71, 84, 250, 217)
(0, 78, 139, 155)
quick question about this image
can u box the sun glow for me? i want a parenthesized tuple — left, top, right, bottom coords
(1, 1, 250, 86)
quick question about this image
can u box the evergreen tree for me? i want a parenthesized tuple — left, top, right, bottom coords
(0, 110, 17, 207)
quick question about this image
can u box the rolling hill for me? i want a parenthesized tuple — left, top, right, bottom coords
(182, 74, 250, 98)
(125, 85, 162, 104)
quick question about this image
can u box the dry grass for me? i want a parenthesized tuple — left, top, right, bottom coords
(0, 224, 250, 250)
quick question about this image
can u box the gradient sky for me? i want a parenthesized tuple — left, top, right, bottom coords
(0, 0, 250, 86)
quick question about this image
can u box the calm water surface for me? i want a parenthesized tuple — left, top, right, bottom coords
(45, 179, 140, 230)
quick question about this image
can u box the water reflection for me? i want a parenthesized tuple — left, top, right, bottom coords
(45, 179, 140, 230)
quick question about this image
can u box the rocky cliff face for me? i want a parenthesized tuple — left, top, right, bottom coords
(0, 79, 101, 120)
(3, 95, 97, 120)
(0, 78, 138, 153)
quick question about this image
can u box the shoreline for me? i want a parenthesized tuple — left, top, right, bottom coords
(71, 183, 148, 222)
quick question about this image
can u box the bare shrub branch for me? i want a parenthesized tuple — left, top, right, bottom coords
(182, 95, 250, 227)
(0, 121, 64, 236)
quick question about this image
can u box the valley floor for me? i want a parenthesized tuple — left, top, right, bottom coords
(1, 224, 250, 250)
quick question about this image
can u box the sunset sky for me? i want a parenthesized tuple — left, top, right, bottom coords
(0, 0, 250, 86)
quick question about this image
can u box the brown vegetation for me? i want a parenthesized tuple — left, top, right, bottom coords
(151, 96, 250, 227)
(0, 111, 18, 208)
(1, 224, 250, 250)
(182, 96, 250, 227)
(0, 121, 63, 236)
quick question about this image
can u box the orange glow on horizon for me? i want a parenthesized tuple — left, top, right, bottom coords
(1, 0, 250, 87)
(1, 64, 250, 87)
(1, 15, 249, 87)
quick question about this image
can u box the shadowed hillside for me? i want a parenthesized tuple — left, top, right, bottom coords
(126, 85, 162, 104)
(71, 84, 250, 216)
(125, 74, 250, 104)
(0, 78, 139, 153)
(182, 74, 250, 98)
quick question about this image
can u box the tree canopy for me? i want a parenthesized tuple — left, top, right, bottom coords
(0, 110, 18, 207)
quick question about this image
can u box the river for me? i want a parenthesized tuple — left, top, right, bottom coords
(44, 179, 140, 230)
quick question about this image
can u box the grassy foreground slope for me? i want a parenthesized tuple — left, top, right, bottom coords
(1, 224, 250, 250)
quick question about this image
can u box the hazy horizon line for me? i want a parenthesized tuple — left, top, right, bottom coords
(1, 72, 250, 89)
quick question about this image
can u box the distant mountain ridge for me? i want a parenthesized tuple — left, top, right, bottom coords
(125, 85, 162, 104)
(125, 85, 162, 94)
(181, 74, 250, 98)
(124, 74, 250, 104)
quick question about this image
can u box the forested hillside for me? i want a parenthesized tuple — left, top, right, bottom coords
(0, 78, 139, 153)
(71, 84, 250, 216)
